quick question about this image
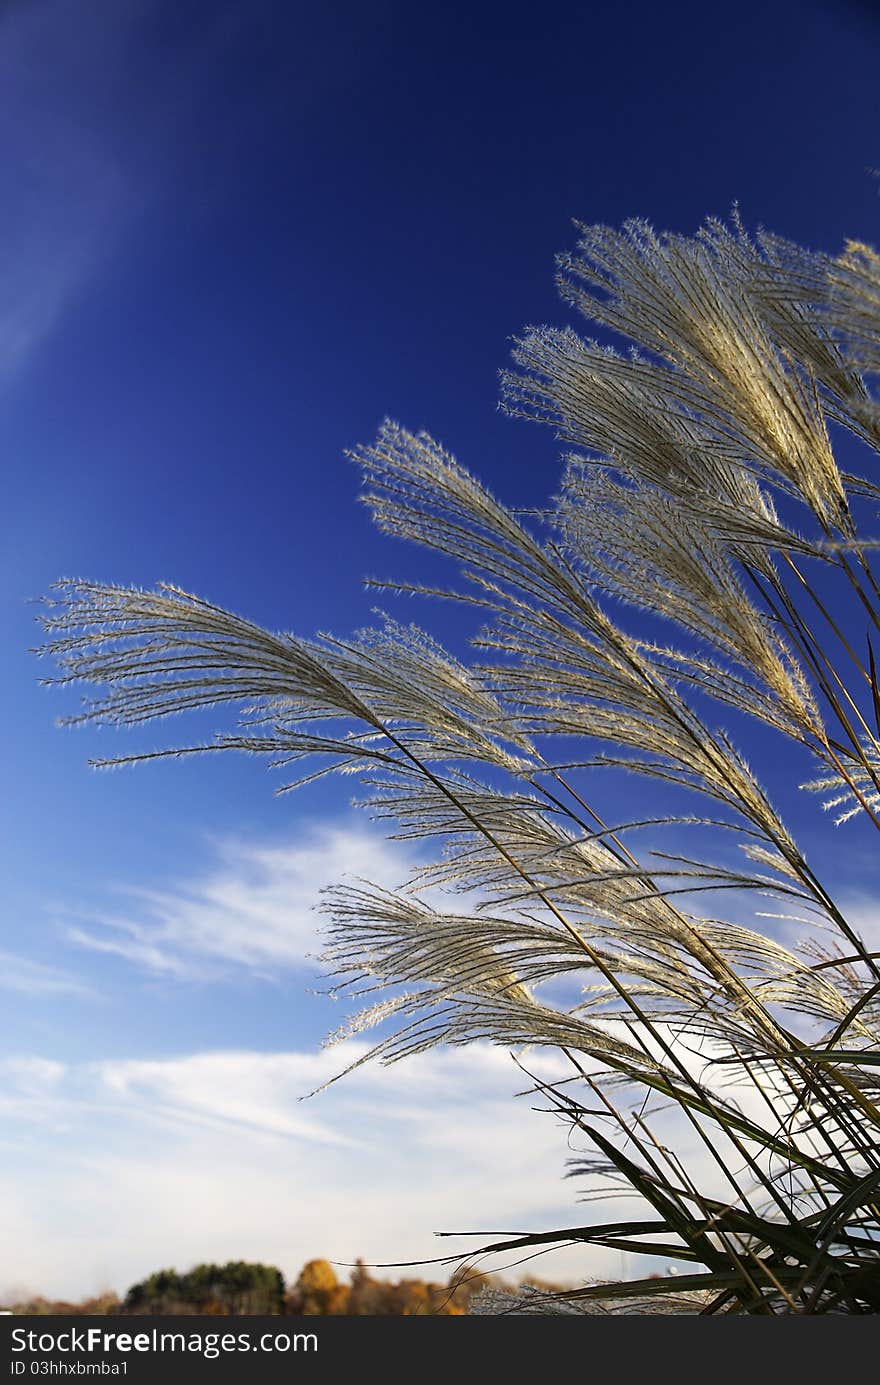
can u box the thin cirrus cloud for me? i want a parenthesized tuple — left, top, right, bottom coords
(0, 948, 90, 998)
(66, 823, 420, 980)
(0, 1035, 823, 1304)
(0, 1042, 640, 1304)
(0, 0, 246, 379)
(0, 0, 149, 377)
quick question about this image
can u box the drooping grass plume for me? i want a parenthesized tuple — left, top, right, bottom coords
(37, 215, 880, 1313)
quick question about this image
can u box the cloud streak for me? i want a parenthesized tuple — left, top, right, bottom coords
(67, 823, 418, 980)
(0, 1, 151, 376)
(0, 0, 255, 378)
(0, 949, 90, 998)
(0, 1042, 637, 1303)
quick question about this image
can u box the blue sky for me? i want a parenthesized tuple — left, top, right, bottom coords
(2, 0, 880, 1300)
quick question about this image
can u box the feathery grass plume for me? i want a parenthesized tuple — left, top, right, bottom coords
(828, 240, 880, 377)
(37, 214, 880, 1313)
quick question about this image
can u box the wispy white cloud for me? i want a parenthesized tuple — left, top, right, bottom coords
(832, 898, 880, 953)
(0, 0, 250, 378)
(0, 948, 90, 997)
(0, 1, 149, 376)
(0, 1041, 638, 1303)
(0, 1056, 71, 1158)
(97, 1050, 355, 1146)
(67, 823, 418, 980)
(65, 924, 199, 980)
(3, 1057, 65, 1090)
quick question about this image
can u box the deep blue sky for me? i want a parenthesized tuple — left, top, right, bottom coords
(5, 0, 880, 1039)
(2, 0, 880, 1296)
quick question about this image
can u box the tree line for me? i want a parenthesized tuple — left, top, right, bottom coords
(4, 1257, 529, 1315)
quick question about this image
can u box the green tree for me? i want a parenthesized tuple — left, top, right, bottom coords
(42, 220, 880, 1313)
(124, 1261, 284, 1315)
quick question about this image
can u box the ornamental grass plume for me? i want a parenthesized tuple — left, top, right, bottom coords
(37, 213, 880, 1313)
